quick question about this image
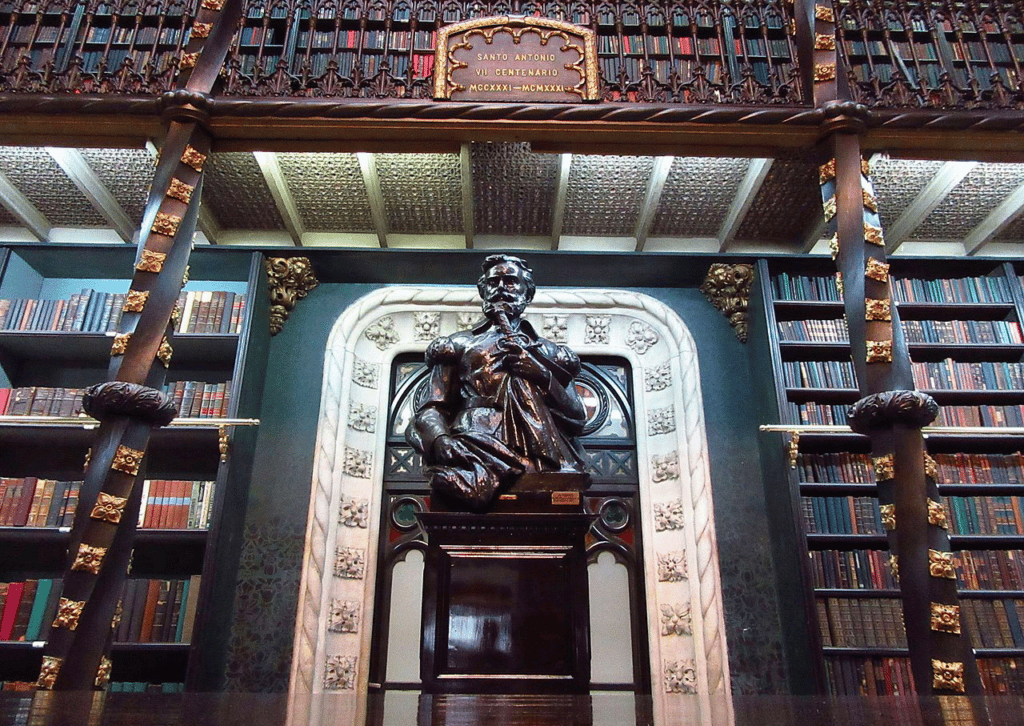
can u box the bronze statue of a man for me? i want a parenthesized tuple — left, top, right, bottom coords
(407, 255, 589, 510)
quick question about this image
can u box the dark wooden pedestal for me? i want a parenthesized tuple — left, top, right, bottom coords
(417, 507, 594, 694)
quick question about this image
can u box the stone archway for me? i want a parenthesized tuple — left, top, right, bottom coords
(288, 286, 732, 726)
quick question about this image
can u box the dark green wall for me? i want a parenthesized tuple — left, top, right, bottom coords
(224, 281, 789, 695)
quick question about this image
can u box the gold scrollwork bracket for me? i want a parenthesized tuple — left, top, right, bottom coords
(699, 263, 755, 343)
(266, 256, 319, 336)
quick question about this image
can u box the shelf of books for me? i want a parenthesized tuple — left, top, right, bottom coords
(759, 257, 1024, 696)
(0, 245, 268, 691)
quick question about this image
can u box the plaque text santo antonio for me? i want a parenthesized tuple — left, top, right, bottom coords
(433, 16, 599, 103)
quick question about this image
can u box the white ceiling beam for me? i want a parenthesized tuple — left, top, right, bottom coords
(461, 143, 474, 249)
(718, 158, 773, 253)
(634, 156, 673, 252)
(357, 152, 389, 248)
(0, 168, 50, 241)
(46, 147, 135, 243)
(885, 160, 976, 253)
(550, 153, 572, 250)
(198, 202, 222, 245)
(254, 151, 304, 246)
(800, 216, 827, 253)
(964, 178, 1024, 255)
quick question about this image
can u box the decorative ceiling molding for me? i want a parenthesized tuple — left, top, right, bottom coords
(635, 156, 673, 253)
(550, 152, 572, 250)
(964, 178, 1024, 256)
(254, 151, 304, 246)
(717, 158, 773, 253)
(357, 152, 389, 248)
(0, 167, 49, 241)
(885, 161, 976, 253)
(46, 147, 135, 243)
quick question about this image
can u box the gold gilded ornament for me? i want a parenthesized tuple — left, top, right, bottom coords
(37, 656, 62, 689)
(71, 543, 107, 574)
(181, 265, 191, 287)
(814, 63, 837, 82)
(53, 597, 85, 630)
(931, 603, 961, 635)
(190, 22, 213, 39)
(928, 549, 957, 579)
(889, 554, 899, 581)
(925, 453, 938, 480)
(201, 0, 225, 9)
(873, 454, 895, 481)
(95, 656, 113, 688)
(151, 212, 182, 237)
(880, 503, 896, 530)
(865, 258, 890, 282)
(828, 234, 838, 260)
(181, 146, 206, 171)
(136, 249, 166, 273)
(814, 5, 835, 22)
(819, 159, 836, 184)
(822, 196, 836, 221)
(167, 178, 195, 204)
(864, 223, 885, 246)
(179, 52, 199, 69)
(866, 340, 893, 363)
(112, 600, 123, 631)
(814, 33, 836, 50)
(110, 333, 131, 356)
(84, 448, 92, 469)
(91, 491, 128, 523)
(158, 338, 173, 368)
(928, 500, 948, 529)
(112, 445, 144, 476)
(865, 299, 891, 321)
(861, 159, 871, 176)
(123, 290, 149, 312)
(171, 303, 183, 328)
(835, 271, 843, 296)
(863, 189, 879, 212)
(932, 660, 965, 693)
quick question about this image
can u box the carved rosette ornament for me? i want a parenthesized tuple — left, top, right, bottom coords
(931, 603, 961, 635)
(266, 256, 319, 336)
(698, 263, 755, 343)
(37, 656, 63, 689)
(847, 390, 939, 434)
(932, 659, 966, 693)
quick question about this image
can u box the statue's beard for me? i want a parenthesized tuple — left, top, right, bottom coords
(483, 298, 527, 323)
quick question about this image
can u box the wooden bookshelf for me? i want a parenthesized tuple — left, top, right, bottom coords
(758, 257, 1024, 696)
(0, 245, 268, 691)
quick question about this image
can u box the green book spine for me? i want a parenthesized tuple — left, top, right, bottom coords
(24, 579, 52, 641)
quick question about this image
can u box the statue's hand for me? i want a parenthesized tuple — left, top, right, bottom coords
(502, 344, 552, 386)
(432, 434, 472, 464)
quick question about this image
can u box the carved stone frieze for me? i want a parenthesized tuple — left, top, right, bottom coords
(699, 263, 755, 343)
(338, 496, 369, 529)
(585, 315, 610, 345)
(333, 547, 366, 579)
(664, 659, 697, 693)
(266, 257, 319, 336)
(541, 314, 569, 343)
(456, 312, 478, 331)
(323, 655, 357, 689)
(328, 599, 360, 633)
(657, 551, 687, 582)
(848, 390, 939, 433)
(651, 452, 680, 482)
(352, 358, 379, 389)
(343, 447, 372, 478)
(654, 499, 686, 531)
(626, 320, 659, 354)
(647, 406, 676, 436)
(347, 403, 376, 433)
(645, 363, 672, 392)
(364, 316, 399, 350)
(660, 603, 692, 636)
(413, 312, 441, 341)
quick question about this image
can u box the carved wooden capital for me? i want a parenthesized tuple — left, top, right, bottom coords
(267, 256, 319, 336)
(82, 381, 178, 426)
(848, 390, 939, 433)
(698, 263, 755, 343)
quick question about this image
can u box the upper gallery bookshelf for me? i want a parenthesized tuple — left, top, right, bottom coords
(0, 244, 268, 690)
(756, 256, 1024, 696)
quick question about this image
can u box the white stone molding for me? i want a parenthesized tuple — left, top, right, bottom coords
(288, 287, 733, 726)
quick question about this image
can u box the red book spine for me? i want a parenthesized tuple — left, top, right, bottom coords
(0, 582, 25, 640)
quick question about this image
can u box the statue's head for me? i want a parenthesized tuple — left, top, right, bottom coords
(477, 254, 536, 319)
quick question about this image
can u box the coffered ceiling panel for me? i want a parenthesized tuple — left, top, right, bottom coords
(734, 156, 820, 244)
(564, 155, 653, 237)
(377, 153, 461, 234)
(204, 152, 283, 231)
(996, 212, 1024, 242)
(277, 153, 373, 233)
(651, 157, 749, 237)
(869, 158, 944, 232)
(78, 147, 154, 226)
(0, 147, 106, 227)
(472, 142, 558, 236)
(912, 163, 1024, 241)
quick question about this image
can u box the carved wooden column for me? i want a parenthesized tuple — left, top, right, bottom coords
(38, 0, 245, 692)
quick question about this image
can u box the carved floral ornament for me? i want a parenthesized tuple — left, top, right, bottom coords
(266, 256, 319, 336)
(292, 287, 729, 726)
(699, 263, 754, 343)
